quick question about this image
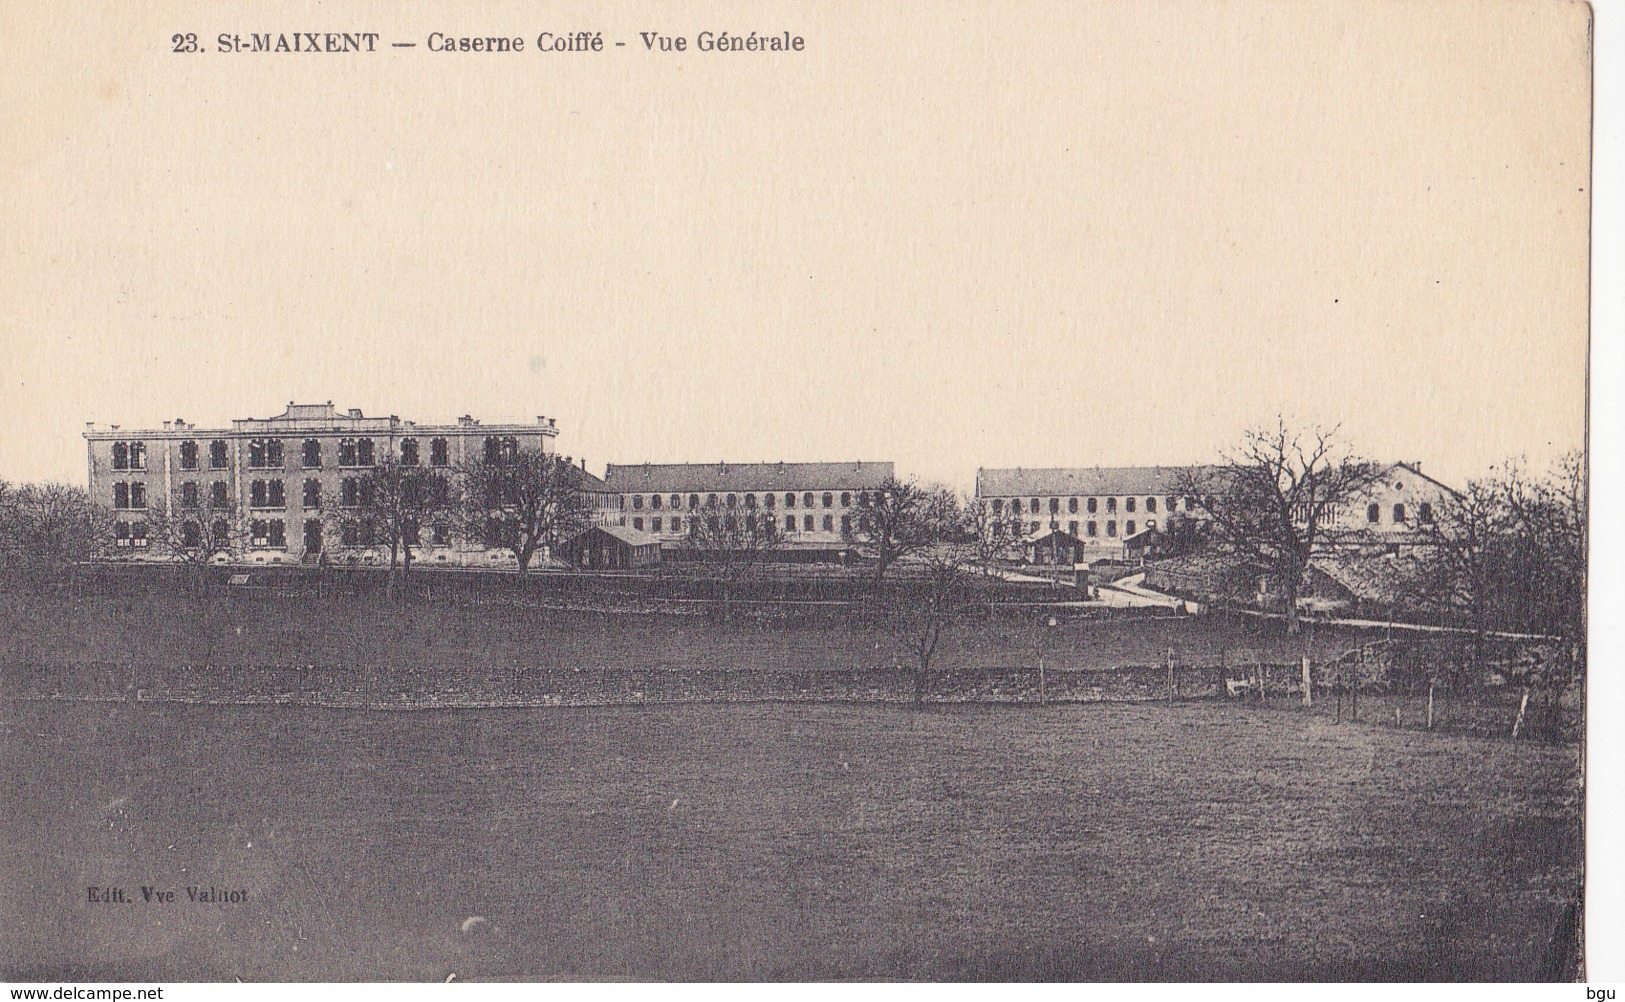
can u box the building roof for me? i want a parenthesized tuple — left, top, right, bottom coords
(1024, 527, 1086, 545)
(602, 461, 895, 494)
(1310, 554, 1432, 608)
(570, 524, 662, 548)
(976, 466, 1213, 498)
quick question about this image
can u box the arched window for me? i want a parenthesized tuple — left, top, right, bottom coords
(1419, 502, 1434, 524)
(823, 515, 834, 531)
(302, 439, 322, 468)
(1088, 498, 1098, 514)
(744, 494, 756, 509)
(822, 493, 833, 508)
(669, 517, 682, 534)
(841, 492, 851, 506)
(209, 440, 229, 469)
(1127, 520, 1136, 535)
(992, 499, 1003, 515)
(1068, 498, 1078, 514)
(180, 440, 199, 470)
(1126, 497, 1137, 513)
(112, 442, 128, 470)
(670, 495, 681, 509)
(210, 482, 228, 508)
(1011, 499, 1023, 515)
(785, 492, 796, 508)
(785, 515, 796, 532)
(632, 495, 644, 510)
(430, 438, 450, 467)
(650, 494, 662, 510)
(1049, 498, 1060, 515)
(180, 482, 199, 509)
(725, 494, 737, 508)
(399, 439, 419, 465)
(707, 494, 718, 507)
(1146, 497, 1157, 513)
(689, 494, 701, 510)
(764, 493, 776, 509)
(1107, 497, 1117, 513)
(339, 438, 359, 467)
(1367, 503, 1381, 524)
(803, 492, 815, 508)
(1393, 503, 1407, 523)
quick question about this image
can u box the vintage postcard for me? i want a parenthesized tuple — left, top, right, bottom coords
(0, 0, 1594, 985)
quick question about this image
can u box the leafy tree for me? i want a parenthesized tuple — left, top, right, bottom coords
(1179, 418, 1380, 634)
(459, 449, 595, 574)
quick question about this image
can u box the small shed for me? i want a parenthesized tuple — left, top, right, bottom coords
(1123, 526, 1166, 560)
(1024, 527, 1086, 566)
(559, 524, 663, 570)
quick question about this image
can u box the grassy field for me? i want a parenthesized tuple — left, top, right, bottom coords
(0, 698, 1581, 981)
(0, 585, 1393, 676)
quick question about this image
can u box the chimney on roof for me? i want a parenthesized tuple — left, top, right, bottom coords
(162, 420, 171, 430)
(580, 456, 586, 470)
(348, 408, 362, 419)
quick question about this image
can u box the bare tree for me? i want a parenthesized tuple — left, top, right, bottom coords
(460, 449, 595, 574)
(1410, 476, 1507, 664)
(680, 500, 785, 597)
(330, 458, 453, 592)
(142, 487, 247, 589)
(967, 498, 1024, 574)
(0, 482, 113, 589)
(881, 494, 973, 704)
(846, 478, 960, 585)
(1179, 419, 1380, 634)
(1503, 451, 1587, 654)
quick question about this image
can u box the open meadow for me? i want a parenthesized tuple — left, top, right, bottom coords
(0, 698, 1580, 981)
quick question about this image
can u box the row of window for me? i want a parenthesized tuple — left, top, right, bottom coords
(628, 513, 850, 534)
(989, 495, 1199, 517)
(114, 517, 461, 551)
(115, 475, 448, 511)
(1370, 502, 1433, 524)
(627, 490, 862, 512)
(110, 436, 475, 471)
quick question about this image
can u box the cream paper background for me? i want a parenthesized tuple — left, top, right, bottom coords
(0, 0, 1600, 984)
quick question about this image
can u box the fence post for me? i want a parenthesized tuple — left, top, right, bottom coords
(1426, 684, 1435, 730)
(1301, 656, 1312, 707)
(1167, 649, 1175, 705)
(1511, 686, 1530, 739)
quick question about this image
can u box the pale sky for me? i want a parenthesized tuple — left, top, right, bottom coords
(0, 0, 1590, 494)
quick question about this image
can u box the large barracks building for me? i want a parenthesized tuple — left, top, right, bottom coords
(84, 402, 560, 565)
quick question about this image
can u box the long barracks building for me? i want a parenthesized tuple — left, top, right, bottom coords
(84, 402, 559, 565)
(975, 462, 1456, 555)
(601, 461, 895, 548)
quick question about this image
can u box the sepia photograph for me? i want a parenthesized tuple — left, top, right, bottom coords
(0, 0, 1597, 985)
